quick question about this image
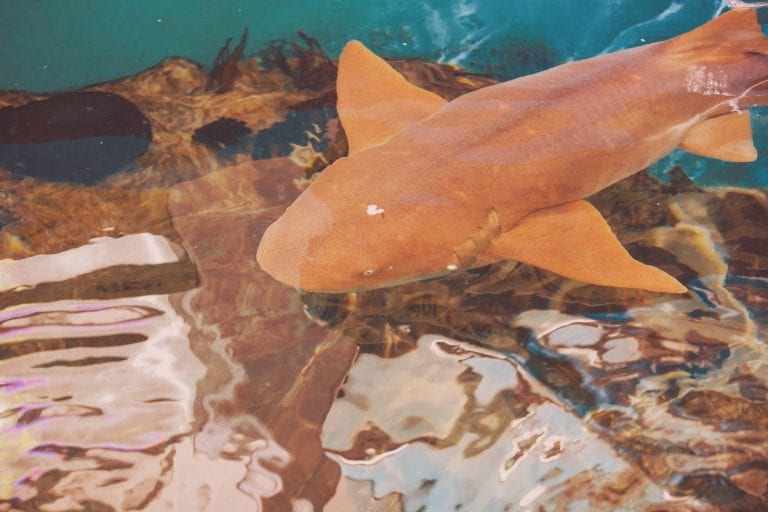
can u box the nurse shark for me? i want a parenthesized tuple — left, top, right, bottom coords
(258, 9, 768, 294)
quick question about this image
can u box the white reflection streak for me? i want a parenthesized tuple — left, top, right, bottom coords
(0, 302, 158, 344)
(497, 424, 544, 482)
(0, 233, 179, 292)
(726, 0, 768, 6)
(179, 287, 245, 454)
(519, 483, 547, 508)
(330, 443, 410, 466)
(178, 288, 291, 505)
(0, 292, 209, 508)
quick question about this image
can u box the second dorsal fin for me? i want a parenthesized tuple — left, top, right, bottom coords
(679, 111, 757, 162)
(336, 41, 447, 154)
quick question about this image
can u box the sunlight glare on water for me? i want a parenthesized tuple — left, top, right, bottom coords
(727, 0, 768, 6)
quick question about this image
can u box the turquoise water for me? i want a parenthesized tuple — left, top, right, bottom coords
(1, 0, 727, 92)
(6, 0, 764, 187)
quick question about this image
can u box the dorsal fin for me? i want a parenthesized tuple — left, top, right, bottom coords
(336, 40, 447, 154)
(680, 111, 757, 162)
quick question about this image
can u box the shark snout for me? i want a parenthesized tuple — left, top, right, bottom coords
(256, 216, 303, 289)
(256, 190, 339, 291)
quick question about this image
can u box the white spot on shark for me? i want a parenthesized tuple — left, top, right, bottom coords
(367, 204, 385, 216)
(686, 64, 730, 96)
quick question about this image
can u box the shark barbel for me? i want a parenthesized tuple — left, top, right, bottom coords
(258, 9, 768, 294)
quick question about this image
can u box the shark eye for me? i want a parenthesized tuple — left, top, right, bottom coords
(362, 269, 375, 277)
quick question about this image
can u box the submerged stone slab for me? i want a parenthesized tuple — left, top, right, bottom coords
(0, 92, 151, 183)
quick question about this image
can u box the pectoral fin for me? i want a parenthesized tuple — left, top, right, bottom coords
(680, 111, 757, 162)
(488, 201, 687, 293)
(337, 41, 447, 155)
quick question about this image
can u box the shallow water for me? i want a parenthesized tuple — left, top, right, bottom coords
(2, 2, 768, 511)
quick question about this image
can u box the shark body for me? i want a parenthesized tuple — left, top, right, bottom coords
(258, 9, 768, 294)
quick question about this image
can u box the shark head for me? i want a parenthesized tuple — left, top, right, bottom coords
(255, 39, 461, 293)
(256, 179, 457, 293)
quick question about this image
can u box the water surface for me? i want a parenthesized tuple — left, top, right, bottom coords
(1, 2, 768, 511)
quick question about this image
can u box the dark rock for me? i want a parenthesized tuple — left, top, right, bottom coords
(192, 117, 252, 149)
(0, 91, 152, 184)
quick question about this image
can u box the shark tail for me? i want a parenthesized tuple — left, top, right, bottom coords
(668, 8, 768, 107)
(668, 8, 768, 59)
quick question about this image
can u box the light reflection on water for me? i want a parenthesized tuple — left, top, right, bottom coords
(322, 335, 661, 511)
(0, 295, 204, 507)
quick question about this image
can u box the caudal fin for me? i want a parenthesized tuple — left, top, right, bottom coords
(668, 8, 768, 60)
(668, 9, 768, 107)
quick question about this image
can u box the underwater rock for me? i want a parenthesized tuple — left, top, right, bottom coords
(0, 205, 17, 229)
(671, 389, 768, 431)
(0, 178, 177, 259)
(0, 91, 152, 184)
(708, 190, 768, 279)
(594, 166, 700, 233)
(192, 117, 252, 149)
(387, 58, 496, 102)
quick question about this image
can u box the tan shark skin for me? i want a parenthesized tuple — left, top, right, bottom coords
(257, 9, 768, 294)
